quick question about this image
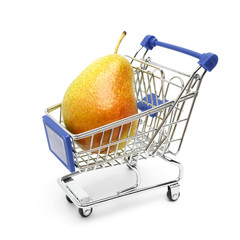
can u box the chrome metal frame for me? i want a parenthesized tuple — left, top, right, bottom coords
(45, 47, 207, 215)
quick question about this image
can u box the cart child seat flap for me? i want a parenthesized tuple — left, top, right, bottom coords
(42, 115, 75, 172)
(137, 93, 168, 117)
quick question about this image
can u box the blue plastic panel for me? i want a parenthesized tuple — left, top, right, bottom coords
(137, 93, 168, 117)
(42, 115, 75, 172)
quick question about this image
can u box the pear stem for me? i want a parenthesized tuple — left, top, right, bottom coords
(114, 31, 127, 54)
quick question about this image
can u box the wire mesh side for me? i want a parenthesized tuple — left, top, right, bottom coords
(46, 56, 205, 173)
(72, 106, 167, 172)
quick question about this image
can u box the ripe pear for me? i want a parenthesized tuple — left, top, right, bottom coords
(62, 32, 138, 153)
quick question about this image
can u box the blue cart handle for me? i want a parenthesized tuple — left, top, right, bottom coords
(141, 35, 218, 72)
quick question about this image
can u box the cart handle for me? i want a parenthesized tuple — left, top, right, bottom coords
(141, 35, 218, 72)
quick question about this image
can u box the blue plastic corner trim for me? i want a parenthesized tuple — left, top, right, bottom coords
(42, 115, 75, 173)
(198, 53, 218, 72)
(137, 94, 168, 117)
(140, 35, 218, 71)
(140, 35, 157, 50)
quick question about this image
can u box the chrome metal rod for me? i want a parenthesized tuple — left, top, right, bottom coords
(80, 180, 178, 208)
(117, 165, 141, 195)
(177, 69, 207, 152)
(145, 66, 202, 155)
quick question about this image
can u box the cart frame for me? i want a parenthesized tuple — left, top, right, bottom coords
(43, 35, 218, 217)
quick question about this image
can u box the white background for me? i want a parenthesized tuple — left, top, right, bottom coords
(1, 0, 239, 239)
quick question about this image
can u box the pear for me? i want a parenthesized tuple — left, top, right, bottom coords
(62, 32, 138, 153)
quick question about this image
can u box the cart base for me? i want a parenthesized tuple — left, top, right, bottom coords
(58, 155, 183, 217)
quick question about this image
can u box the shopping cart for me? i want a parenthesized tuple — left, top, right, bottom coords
(42, 34, 218, 217)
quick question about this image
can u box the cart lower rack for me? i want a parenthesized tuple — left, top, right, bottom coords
(43, 34, 218, 217)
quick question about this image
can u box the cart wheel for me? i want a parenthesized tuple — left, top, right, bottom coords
(66, 195, 73, 203)
(78, 208, 93, 217)
(167, 186, 180, 201)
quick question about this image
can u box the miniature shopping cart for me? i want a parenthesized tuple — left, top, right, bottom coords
(42, 35, 218, 217)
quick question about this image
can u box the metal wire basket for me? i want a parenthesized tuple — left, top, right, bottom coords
(43, 34, 218, 217)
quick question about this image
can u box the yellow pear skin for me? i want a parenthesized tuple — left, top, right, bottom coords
(62, 33, 138, 153)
